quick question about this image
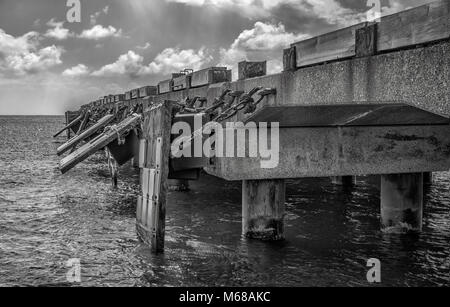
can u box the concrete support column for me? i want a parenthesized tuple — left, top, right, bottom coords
(242, 179, 285, 240)
(331, 176, 356, 186)
(169, 179, 190, 192)
(423, 172, 433, 186)
(380, 173, 423, 232)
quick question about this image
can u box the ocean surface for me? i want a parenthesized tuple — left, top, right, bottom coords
(0, 115, 449, 287)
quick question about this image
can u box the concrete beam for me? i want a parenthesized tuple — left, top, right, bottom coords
(380, 173, 423, 232)
(205, 125, 450, 181)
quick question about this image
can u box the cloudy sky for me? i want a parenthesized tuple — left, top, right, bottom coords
(0, 0, 431, 115)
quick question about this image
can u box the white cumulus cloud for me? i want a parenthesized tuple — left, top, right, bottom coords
(91, 50, 145, 77)
(137, 42, 151, 50)
(218, 22, 308, 78)
(92, 47, 212, 78)
(0, 28, 63, 76)
(62, 64, 90, 77)
(140, 47, 212, 75)
(79, 25, 122, 40)
(44, 19, 73, 40)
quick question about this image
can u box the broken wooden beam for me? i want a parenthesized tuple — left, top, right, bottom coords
(59, 114, 141, 174)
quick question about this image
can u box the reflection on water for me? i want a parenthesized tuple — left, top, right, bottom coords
(0, 116, 449, 287)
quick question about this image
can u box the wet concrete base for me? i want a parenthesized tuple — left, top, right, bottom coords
(242, 179, 285, 240)
(381, 173, 423, 233)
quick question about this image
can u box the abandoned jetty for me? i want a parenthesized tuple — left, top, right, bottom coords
(54, 1, 450, 253)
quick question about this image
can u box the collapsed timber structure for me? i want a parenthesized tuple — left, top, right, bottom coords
(55, 1, 450, 253)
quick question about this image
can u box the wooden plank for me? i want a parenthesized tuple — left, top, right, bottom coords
(293, 22, 368, 67)
(75, 111, 90, 135)
(138, 139, 147, 168)
(57, 114, 115, 156)
(137, 196, 143, 225)
(59, 114, 142, 174)
(53, 113, 83, 138)
(136, 101, 173, 253)
(378, 0, 450, 52)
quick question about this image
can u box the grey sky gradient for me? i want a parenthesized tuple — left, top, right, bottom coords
(0, 0, 432, 115)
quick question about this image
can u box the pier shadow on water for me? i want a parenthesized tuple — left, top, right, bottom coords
(0, 116, 449, 287)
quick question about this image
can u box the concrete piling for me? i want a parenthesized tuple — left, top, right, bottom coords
(423, 172, 433, 186)
(380, 173, 423, 233)
(242, 179, 286, 240)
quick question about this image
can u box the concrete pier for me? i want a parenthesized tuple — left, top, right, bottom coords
(423, 172, 433, 186)
(57, 2, 450, 253)
(242, 180, 285, 240)
(380, 173, 423, 233)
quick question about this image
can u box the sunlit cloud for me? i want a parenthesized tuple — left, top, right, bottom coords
(0, 28, 63, 76)
(219, 22, 308, 78)
(79, 25, 122, 40)
(62, 64, 90, 77)
(44, 19, 73, 40)
(92, 47, 212, 78)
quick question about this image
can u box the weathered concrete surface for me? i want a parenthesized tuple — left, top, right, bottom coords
(94, 41, 450, 181)
(242, 180, 285, 240)
(381, 173, 423, 232)
(238, 61, 267, 80)
(282, 40, 450, 117)
(424, 172, 434, 185)
(205, 125, 450, 180)
(147, 40, 450, 118)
